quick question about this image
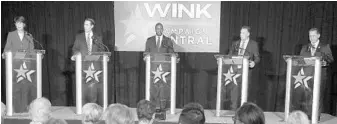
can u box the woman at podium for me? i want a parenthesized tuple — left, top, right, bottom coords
(3, 16, 34, 52)
(3, 16, 36, 113)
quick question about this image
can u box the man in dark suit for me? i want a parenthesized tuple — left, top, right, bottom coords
(145, 23, 174, 53)
(145, 23, 174, 109)
(227, 26, 260, 110)
(71, 18, 106, 106)
(297, 28, 334, 119)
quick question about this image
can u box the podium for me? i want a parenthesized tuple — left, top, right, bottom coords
(2, 49, 45, 116)
(283, 55, 322, 124)
(143, 52, 179, 115)
(214, 55, 249, 117)
(72, 52, 111, 114)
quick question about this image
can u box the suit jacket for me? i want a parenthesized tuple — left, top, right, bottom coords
(228, 39, 260, 65)
(4, 30, 34, 52)
(300, 42, 334, 65)
(145, 35, 174, 53)
(72, 32, 105, 56)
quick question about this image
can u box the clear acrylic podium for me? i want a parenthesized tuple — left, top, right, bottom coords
(2, 49, 45, 116)
(283, 55, 322, 124)
(143, 52, 179, 114)
(72, 52, 111, 114)
(214, 55, 249, 117)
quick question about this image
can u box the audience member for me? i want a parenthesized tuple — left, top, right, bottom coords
(137, 99, 156, 124)
(286, 110, 310, 124)
(29, 97, 52, 124)
(178, 104, 205, 124)
(82, 103, 103, 124)
(233, 102, 265, 124)
(102, 103, 134, 124)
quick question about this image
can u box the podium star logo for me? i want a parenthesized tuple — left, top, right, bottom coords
(152, 64, 170, 84)
(83, 63, 102, 83)
(120, 4, 156, 46)
(292, 68, 312, 89)
(14, 62, 35, 83)
(223, 66, 241, 86)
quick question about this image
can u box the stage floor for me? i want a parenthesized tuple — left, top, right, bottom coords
(3, 106, 337, 124)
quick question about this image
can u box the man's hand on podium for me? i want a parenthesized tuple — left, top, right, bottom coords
(71, 53, 80, 61)
(249, 61, 255, 68)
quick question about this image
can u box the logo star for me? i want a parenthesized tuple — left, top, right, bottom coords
(152, 64, 170, 84)
(223, 66, 241, 86)
(14, 62, 35, 83)
(83, 63, 102, 83)
(120, 4, 156, 47)
(292, 68, 312, 89)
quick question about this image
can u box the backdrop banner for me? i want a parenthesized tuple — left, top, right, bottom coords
(114, 1, 221, 52)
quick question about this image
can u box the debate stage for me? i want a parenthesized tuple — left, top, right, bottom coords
(3, 106, 337, 124)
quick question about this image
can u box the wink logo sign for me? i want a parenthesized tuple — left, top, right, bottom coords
(144, 3, 212, 18)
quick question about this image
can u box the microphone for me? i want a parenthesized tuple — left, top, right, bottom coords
(92, 36, 110, 52)
(25, 31, 44, 50)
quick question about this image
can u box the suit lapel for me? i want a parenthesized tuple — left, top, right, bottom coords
(244, 39, 251, 55)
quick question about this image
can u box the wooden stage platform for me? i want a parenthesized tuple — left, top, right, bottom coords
(3, 106, 337, 124)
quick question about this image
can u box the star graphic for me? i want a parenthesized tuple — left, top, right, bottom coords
(120, 4, 157, 46)
(292, 68, 312, 89)
(14, 62, 35, 83)
(83, 63, 102, 83)
(151, 64, 170, 84)
(223, 66, 241, 86)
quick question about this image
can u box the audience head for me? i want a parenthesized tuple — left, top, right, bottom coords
(102, 103, 134, 124)
(14, 16, 26, 31)
(136, 99, 155, 123)
(82, 103, 103, 124)
(233, 102, 265, 124)
(183, 102, 204, 113)
(178, 106, 205, 124)
(29, 97, 52, 123)
(286, 110, 310, 124)
(45, 118, 68, 124)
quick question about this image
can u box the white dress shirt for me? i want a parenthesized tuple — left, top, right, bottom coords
(85, 31, 93, 51)
(311, 40, 319, 56)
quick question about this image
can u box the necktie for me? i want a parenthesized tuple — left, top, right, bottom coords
(239, 41, 245, 55)
(156, 36, 160, 51)
(311, 44, 315, 56)
(86, 33, 91, 55)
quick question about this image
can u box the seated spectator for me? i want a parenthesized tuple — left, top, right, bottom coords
(137, 99, 156, 124)
(1, 102, 6, 123)
(286, 110, 310, 124)
(82, 103, 103, 124)
(29, 97, 52, 124)
(233, 102, 265, 124)
(178, 105, 205, 124)
(183, 102, 205, 113)
(102, 103, 134, 124)
(45, 118, 68, 124)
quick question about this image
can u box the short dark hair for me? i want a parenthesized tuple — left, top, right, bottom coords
(234, 102, 265, 124)
(178, 107, 205, 124)
(85, 18, 95, 26)
(155, 23, 163, 28)
(137, 99, 156, 121)
(14, 16, 26, 24)
(241, 26, 251, 33)
(309, 28, 320, 34)
(183, 102, 204, 113)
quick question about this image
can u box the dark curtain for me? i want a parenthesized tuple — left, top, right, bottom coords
(1, 1, 337, 115)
